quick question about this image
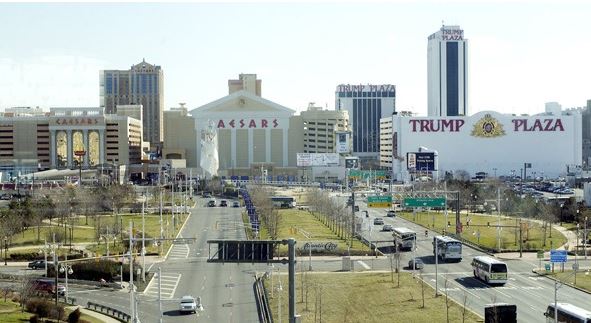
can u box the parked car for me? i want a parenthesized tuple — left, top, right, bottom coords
(203, 192, 212, 198)
(354, 205, 360, 212)
(179, 295, 202, 314)
(220, 200, 228, 207)
(232, 201, 240, 208)
(382, 224, 393, 231)
(0, 193, 11, 200)
(28, 260, 47, 270)
(55, 284, 66, 296)
(373, 217, 384, 225)
(386, 210, 396, 217)
(408, 258, 424, 270)
(207, 200, 216, 207)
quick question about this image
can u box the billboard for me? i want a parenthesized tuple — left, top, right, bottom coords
(407, 152, 435, 171)
(297, 153, 340, 167)
(335, 131, 350, 154)
(345, 157, 359, 169)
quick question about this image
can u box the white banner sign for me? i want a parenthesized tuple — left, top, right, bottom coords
(336, 132, 350, 154)
(297, 153, 340, 167)
(298, 242, 338, 252)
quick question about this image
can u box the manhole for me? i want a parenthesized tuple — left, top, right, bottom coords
(222, 303, 234, 307)
(225, 283, 235, 288)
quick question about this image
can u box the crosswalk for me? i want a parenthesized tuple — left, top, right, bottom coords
(166, 240, 190, 260)
(144, 272, 181, 299)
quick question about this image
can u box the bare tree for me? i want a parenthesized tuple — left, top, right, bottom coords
(462, 291, 469, 323)
(17, 274, 36, 312)
(444, 278, 451, 323)
(420, 269, 425, 308)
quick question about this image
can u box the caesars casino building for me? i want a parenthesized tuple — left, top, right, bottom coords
(380, 110, 582, 180)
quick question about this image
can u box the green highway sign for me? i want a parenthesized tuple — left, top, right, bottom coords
(348, 170, 388, 180)
(403, 197, 446, 207)
(367, 195, 392, 208)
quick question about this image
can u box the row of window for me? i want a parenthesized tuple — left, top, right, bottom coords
(337, 91, 395, 98)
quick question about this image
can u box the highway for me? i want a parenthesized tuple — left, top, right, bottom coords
(70, 196, 264, 322)
(345, 194, 591, 322)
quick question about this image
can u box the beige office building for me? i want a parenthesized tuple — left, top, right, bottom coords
(0, 107, 142, 173)
(301, 103, 350, 154)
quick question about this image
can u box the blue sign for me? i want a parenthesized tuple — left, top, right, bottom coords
(550, 249, 567, 263)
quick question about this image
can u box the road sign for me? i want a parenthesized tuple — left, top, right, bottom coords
(537, 250, 544, 259)
(544, 263, 551, 272)
(550, 249, 567, 263)
(367, 195, 392, 208)
(403, 197, 446, 207)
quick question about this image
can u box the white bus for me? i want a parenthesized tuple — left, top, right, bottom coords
(393, 227, 416, 250)
(471, 256, 508, 285)
(433, 236, 462, 262)
(544, 303, 591, 323)
(270, 196, 296, 208)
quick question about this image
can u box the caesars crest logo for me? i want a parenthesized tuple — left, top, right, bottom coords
(471, 114, 506, 138)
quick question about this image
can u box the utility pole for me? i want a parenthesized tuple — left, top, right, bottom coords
(129, 221, 135, 322)
(142, 196, 146, 283)
(350, 191, 355, 247)
(158, 266, 162, 323)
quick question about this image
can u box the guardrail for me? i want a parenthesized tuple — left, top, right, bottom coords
(253, 276, 273, 323)
(87, 301, 131, 322)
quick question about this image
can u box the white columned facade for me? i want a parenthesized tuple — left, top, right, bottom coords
(265, 129, 271, 163)
(282, 128, 288, 166)
(248, 128, 254, 165)
(231, 129, 236, 168)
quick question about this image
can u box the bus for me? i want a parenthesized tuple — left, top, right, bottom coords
(270, 196, 296, 208)
(471, 256, 508, 285)
(433, 236, 462, 262)
(544, 303, 591, 323)
(393, 227, 416, 250)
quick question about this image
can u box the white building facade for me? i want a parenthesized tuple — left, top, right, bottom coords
(381, 111, 582, 180)
(428, 25, 469, 117)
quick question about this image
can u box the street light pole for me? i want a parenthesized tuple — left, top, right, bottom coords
(3, 237, 7, 266)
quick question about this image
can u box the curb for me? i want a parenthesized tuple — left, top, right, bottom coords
(531, 269, 591, 295)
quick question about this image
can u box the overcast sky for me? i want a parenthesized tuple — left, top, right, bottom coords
(0, 1, 589, 116)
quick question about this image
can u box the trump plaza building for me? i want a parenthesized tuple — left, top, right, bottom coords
(380, 110, 582, 180)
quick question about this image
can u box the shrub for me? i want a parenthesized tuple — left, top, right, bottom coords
(29, 315, 39, 323)
(26, 298, 52, 318)
(68, 307, 81, 323)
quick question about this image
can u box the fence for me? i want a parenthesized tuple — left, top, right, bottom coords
(87, 301, 131, 322)
(254, 276, 273, 323)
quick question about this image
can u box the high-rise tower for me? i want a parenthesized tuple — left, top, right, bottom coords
(100, 59, 163, 148)
(428, 25, 468, 117)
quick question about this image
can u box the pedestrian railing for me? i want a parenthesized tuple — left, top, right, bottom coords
(87, 301, 131, 322)
(254, 276, 273, 323)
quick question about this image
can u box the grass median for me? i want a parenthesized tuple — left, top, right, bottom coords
(536, 269, 591, 293)
(246, 208, 371, 256)
(265, 272, 482, 323)
(399, 211, 566, 251)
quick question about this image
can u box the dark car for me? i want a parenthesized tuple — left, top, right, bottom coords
(203, 192, 212, 198)
(28, 260, 46, 270)
(408, 258, 424, 270)
(207, 200, 216, 207)
(220, 200, 228, 207)
(354, 205, 359, 212)
(386, 210, 396, 217)
(232, 201, 240, 208)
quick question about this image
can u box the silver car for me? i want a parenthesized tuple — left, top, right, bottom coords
(179, 295, 198, 314)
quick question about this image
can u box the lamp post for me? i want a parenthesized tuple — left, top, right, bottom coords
(59, 261, 73, 302)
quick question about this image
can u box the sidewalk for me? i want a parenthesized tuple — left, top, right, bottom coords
(66, 305, 121, 323)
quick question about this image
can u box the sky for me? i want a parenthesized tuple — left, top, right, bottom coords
(0, 1, 589, 116)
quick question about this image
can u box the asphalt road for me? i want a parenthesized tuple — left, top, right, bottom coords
(69, 196, 265, 322)
(345, 194, 591, 322)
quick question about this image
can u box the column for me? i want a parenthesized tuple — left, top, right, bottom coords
(66, 130, 73, 169)
(248, 128, 253, 166)
(83, 130, 89, 167)
(50, 130, 56, 169)
(231, 129, 236, 168)
(99, 129, 105, 166)
(265, 129, 271, 163)
(282, 127, 288, 167)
